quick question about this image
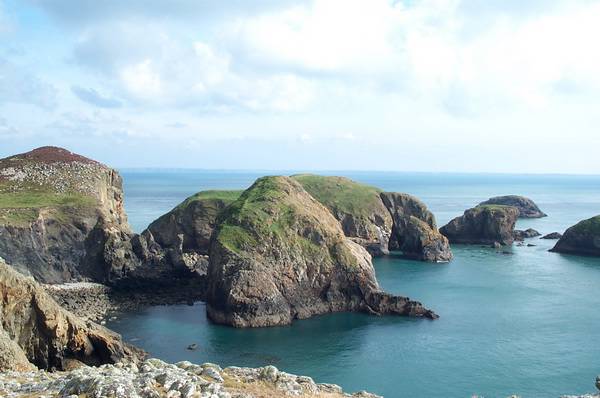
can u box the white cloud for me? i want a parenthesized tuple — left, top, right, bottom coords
(0, 57, 57, 109)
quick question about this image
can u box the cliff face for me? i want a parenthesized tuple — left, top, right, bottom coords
(0, 258, 136, 371)
(205, 176, 436, 327)
(479, 195, 546, 218)
(550, 215, 600, 256)
(440, 205, 519, 245)
(292, 175, 393, 256)
(0, 147, 134, 284)
(380, 192, 452, 262)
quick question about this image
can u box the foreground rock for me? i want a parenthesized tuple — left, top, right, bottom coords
(440, 205, 519, 246)
(513, 228, 541, 241)
(542, 232, 562, 240)
(479, 195, 546, 218)
(292, 175, 393, 256)
(206, 176, 436, 327)
(0, 358, 382, 398)
(550, 216, 600, 256)
(0, 146, 137, 283)
(0, 258, 137, 371)
(380, 192, 452, 262)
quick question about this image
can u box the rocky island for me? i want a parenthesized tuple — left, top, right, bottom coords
(440, 205, 519, 246)
(479, 195, 547, 218)
(550, 215, 600, 256)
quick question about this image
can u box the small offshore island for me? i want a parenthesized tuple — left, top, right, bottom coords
(0, 147, 599, 398)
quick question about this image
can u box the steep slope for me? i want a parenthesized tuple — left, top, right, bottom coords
(550, 215, 600, 256)
(206, 176, 436, 327)
(0, 146, 136, 283)
(0, 258, 136, 371)
(380, 192, 452, 262)
(292, 174, 392, 256)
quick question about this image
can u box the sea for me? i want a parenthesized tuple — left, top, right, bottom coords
(106, 170, 600, 398)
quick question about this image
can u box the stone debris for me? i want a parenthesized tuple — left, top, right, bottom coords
(0, 359, 383, 398)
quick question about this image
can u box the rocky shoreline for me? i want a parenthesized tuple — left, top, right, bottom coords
(0, 358, 382, 398)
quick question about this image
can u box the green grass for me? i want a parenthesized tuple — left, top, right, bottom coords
(176, 190, 243, 210)
(475, 204, 514, 212)
(571, 215, 600, 235)
(0, 190, 96, 225)
(291, 174, 382, 217)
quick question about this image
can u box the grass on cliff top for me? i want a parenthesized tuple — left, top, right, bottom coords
(474, 204, 515, 212)
(291, 174, 382, 217)
(570, 215, 600, 235)
(176, 190, 243, 210)
(0, 188, 95, 225)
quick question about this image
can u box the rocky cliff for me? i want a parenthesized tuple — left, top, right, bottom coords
(0, 146, 135, 284)
(550, 215, 600, 256)
(292, 174, 393, 256)
(479, 195, 546, 218)
(205, 176, 436, 327)
(440, 205, 519, 245)
(0, 258, 137, 371)
(380, 192, 452, 262)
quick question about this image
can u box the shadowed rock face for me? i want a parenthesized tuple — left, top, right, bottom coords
(551, 215, 600, 257)
(292, 175, 392, 256)
(479, 195, 546, 218)
(0, 146, 134, 283)
(542, 232, 562, 240)
(380, 192, 452, 262)
(513, 228, 541, 241)
(205, 176, 436, 327)
(0, 258, 137, 371)
(440, 205, 519, 245)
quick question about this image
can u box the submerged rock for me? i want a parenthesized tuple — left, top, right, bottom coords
(206, 176, 436, 327)
(550, 215, 600, 257)
(380, 192, 452, 262)
(292, 174, 393, 256)
(479, 195, 546, 218)
(542, 232, 562, 240)
(440, 205, 519, 246)
(513, 228, 541, 241)
(0, 258, 138, 371)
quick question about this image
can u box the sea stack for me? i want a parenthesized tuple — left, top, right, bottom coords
(380, 192, 452, 262)
(550, 215, 600, 256)
(205, 176, 436, 327)
(440, 205, 519, 246)
(479, 195, 546, 218)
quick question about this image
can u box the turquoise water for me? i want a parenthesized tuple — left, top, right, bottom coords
(112, 171, 600, 397)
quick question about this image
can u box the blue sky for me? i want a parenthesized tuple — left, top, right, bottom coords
(1, 0, 599, 173)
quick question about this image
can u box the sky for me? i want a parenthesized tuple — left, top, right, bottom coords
(0, 0, 599, 173)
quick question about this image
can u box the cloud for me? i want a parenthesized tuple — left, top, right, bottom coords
(0, 117, 17, 136)
(71, 85, 122, 108)
(0, 57, 57, 109)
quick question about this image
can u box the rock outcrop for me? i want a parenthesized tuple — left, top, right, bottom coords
(380, 192, 452, 262)
(513, 228, 541, 241)
(550, 216, 600, 256)
(542, 232, 562, 240)
(479, 195, 546, 218)
(440, 205, 519, 246)
(292, 174, 393, 256)
(0, 258, 137, 371)
(206, 176, 436, 327)
(0, 358, 382, 398)
(0, 146, 135, 284)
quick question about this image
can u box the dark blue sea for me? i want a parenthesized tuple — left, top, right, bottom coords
(107, 170, 600, 398)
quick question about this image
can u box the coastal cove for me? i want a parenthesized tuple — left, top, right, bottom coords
(109, 170, 600, 398)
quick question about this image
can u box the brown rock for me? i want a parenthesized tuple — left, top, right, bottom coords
(440, 205, 519, 246)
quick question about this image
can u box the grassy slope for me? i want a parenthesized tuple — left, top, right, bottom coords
(290, 174, 382, 218)
(176, 190, 243, 210)
(215, 176, 348, 264)
(569, 215, 600, 235)
(0, 182, 96, 226)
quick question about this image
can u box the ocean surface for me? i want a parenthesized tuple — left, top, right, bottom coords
(109, 170, 600, 398)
